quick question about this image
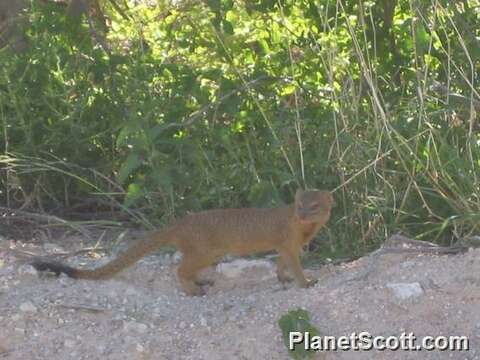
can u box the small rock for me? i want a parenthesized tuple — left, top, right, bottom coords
(172, 252, 182, 263)
(216, 259, 273, 278)
(124, 321, 148, 334)
(162, 254, 172, 265)
(17, 265, 38, 276)
(386, 282, 424, 300)
(136, 323, 148, 333)
(14, 327, 25, 335)
(43, 243, 64, 253)
(19, 301, 37, 313)
(400, 260, 415, 269)
(136, 344, 144, 353)
(125, 287, 136, 296)
(179, 321, 186, 329)
(356, 312, 369, 322)
(64, 339, 76, 348)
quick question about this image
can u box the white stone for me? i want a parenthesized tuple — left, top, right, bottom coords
(216, 259, 273, 278)
(64, 339, 76, 348)
(386, 282, 424, 300)
(17, 265, 38, 276)
(136, 323, 148, 333)
(172, 251, 182, 263)
(124, 321, 148, 334)
(19, 301, 37, 313)
(14, 327, 25, 335)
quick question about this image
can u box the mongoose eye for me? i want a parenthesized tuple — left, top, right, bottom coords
(307, 202, 322, 211)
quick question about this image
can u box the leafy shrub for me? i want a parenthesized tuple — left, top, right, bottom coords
(1, 0, 479, 255)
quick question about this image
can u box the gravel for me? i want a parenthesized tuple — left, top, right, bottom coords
(1, 237, 479, 359)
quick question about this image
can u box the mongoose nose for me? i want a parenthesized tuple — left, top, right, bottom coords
(297, 209, 308, 220)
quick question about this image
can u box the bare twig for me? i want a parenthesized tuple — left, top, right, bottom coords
(107, 0, 130, 21)
(430, 81, 480, 109)
(0, 207, 92, 240)
(343, 233, 468, 283)
(384, 233, 467, 254)
(56, 303, 108, 313)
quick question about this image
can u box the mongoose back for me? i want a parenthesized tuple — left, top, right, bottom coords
(32, 189, 334, 296)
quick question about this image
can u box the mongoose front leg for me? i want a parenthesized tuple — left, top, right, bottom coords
(177, 255, 214, 296)
(279, 248, 317, 288)
(178, 269, 205, 296)
(276, 256, 293, 284)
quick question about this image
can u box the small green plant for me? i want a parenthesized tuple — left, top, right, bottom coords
(278, 308, 320, 360)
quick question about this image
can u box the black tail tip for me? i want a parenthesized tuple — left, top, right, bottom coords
(30, 260, 77, 278)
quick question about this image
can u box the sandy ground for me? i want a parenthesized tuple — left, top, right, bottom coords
(0, 233, 479, 360)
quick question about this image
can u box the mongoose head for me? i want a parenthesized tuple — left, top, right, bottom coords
(294, 189, 334, 223)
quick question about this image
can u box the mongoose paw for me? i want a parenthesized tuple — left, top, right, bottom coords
(195, 279, 215, 287)
(299, 278, 318, 288)
(186, 286, 206, 297)
(277, 274, 294, 284)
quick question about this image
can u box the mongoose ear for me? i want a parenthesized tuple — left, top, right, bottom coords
(295, 189, 304, 204)
(329, 193, 336, 207)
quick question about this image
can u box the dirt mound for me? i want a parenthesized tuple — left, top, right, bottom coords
(0, 236, 478, 359)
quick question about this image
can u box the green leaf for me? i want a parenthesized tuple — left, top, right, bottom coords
(222, 19, 234, 35)
(116, 127, 130, 148)
(206, 0, 221, 11)
(415, 24, 430, 54)
(118, 153, 142, 184)
(247, 181, 279, 206)
(278, 309, 320, 360)
(147, 124, 173, 141)
(307, 1, 320, 20)
(223, 0, 234, 10)
(124, 182, 143, 207)
(258, 39, 269, 54)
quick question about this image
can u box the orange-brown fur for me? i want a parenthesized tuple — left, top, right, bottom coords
(32, 189, 334, 296)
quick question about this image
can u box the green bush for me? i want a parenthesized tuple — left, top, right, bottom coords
(1, 0, 479, 257)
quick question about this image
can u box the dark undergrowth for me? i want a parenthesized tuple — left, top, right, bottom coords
(1, 0, 479, 260)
